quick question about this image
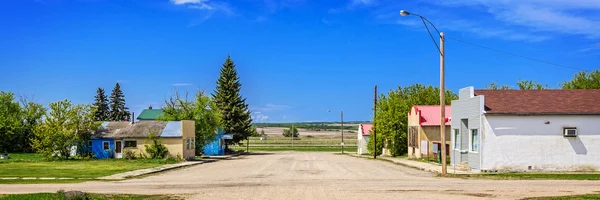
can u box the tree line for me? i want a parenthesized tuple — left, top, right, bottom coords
(1, 55, 255, 158)
(369, 69, 600, 157)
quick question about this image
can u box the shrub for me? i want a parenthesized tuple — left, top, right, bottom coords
(282, 126, 299, 138)
(124, 149, 136, 160)
(144, 130, 169, 159)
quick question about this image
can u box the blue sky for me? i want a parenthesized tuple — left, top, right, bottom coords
(1, 0, 599, 123)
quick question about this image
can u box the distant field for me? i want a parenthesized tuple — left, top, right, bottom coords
(254, 122, 369, 132)
(234, 134, 358, 152)
(256, 127, 360, 138)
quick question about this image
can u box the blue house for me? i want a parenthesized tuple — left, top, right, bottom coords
(90, 122, 123, 159)
(203, 128, 233, 156)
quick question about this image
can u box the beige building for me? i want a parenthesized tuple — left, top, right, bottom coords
(92, 120, 196, 160)
(407, 106, 451, 159)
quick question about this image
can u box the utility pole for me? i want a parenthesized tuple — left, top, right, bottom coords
(373, 85, 377, 159)
(440, 32, 447, 176)
(341, 111, 344, 154)
(291, 123, 294, 148)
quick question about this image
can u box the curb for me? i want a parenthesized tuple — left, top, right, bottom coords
(345, 154, 441, 175)
(98, 161, 205, 180)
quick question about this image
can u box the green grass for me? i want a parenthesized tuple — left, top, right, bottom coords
(0, 192, 177, 200)
(523, 194, 600, 200)
(231, 146, 358, 152)
(463, 173, 600, 180)
(0, 153, 177, 180)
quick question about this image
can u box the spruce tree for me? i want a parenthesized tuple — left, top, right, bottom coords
(93, 88, 110, 121)
(109, 83, 130, 121)
(212, 55, 254, 145)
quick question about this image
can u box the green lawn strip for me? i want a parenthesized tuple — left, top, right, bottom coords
(522, 194, 600, 200)
(232, 146, 358, 152)
(0, 192, 177, 200)
(0, 179, 89, 184)
(0, 155, 177, 179)
(455, 173, 600, 180)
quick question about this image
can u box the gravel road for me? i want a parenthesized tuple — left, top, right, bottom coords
(2, 152, 600, 200)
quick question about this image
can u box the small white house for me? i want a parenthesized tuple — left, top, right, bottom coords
(451, 87, 600, 172)
(357, 124, 372, 155)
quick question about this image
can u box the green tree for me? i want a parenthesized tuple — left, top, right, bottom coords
(109, 83, 130, 121)
(366, 129, 383, 156)
(0, 92, 23, 153)
(369, 84, 457, 157)
(485, 81, 512, 90)
(561, 70, 600, 89)
(159, 90, 222, 154)
(31, 100, 99, 159)
(212, 55, 254, 145)
(516, 79, 548, 90)
(93, 87, 110, 121)
(18, 97, 45, 152)
(282, 126, 299, 138)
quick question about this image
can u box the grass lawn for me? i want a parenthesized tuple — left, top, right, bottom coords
(461, 173, 600, 180)
(0, 153, 177, 180)
(231, 146, 358, 152)
(523, 194, 600, 200)
(0, 192, 178, 200)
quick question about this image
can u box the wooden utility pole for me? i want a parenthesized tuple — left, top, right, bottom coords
(440, 32, 447, 176)
(373, 85, 377, 159)
(341, 111, 344, 154)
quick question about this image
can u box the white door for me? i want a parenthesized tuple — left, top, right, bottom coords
(115, 141, 123, 158)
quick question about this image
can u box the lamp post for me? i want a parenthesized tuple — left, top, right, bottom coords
(400, 10, 447, 176)
(328, 110, 344, 154)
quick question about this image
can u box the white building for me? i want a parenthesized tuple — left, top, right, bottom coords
(451, 87, 600, 172)
(357, 124, 372, 155)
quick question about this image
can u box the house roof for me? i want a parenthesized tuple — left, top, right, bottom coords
(360, 124, 372, 136)
(92, 121, 182, 139)
(474, 89, 600, 115)
(410, 105, 451, 126)
(137, 109, 163, 120)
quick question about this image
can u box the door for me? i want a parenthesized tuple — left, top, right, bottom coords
(115, 141, 122, 158)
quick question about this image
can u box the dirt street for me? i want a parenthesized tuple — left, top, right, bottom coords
(2, 152, 600, 200)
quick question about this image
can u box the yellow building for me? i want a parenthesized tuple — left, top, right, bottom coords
(92, 120, 196, 160)
(407, 106, 451, 159)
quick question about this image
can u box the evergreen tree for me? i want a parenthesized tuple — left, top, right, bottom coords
(109, 83, 130, 121)
(93, 88, 110, 121)
(212, 55, 254, 145)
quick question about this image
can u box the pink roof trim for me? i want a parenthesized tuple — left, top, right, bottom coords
(410, 105, 452, 126)
(360, 124, 372, 136)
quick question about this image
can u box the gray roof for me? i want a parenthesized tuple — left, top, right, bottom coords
(92, 121, 183, 139)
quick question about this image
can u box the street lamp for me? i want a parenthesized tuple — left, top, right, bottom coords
(328, 110, 344, 154)
(400, 10, 448, 176)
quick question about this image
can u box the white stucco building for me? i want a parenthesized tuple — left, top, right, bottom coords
(357, 124, 372, 155)
(451, 87, 600, 172)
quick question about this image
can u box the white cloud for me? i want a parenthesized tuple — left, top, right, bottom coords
(170, 0, 234, 25)
(352, 0, 375, 6)
(429, 0, 600, 39)
(171, 0, 204, 5)
(252, 114, 270, 122)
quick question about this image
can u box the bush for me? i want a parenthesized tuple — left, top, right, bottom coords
(282, 126, 299, 138)
(124, 149, 136, 160)
(145, 131, 169, 159)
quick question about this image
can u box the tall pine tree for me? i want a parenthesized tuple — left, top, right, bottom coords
(93, 88, 110, 121)
(212, 55, 253, 145)
(109, 83, 130, 121)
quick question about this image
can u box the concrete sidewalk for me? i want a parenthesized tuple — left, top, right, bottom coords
(348, 154, 473, 175)
(98, 161, 204, 180)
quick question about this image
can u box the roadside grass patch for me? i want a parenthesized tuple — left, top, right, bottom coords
(0, 153, 178, 181)
(522, 194, 600, 200)
(474, 173, 600, 180)
(0, 191, 179, 200)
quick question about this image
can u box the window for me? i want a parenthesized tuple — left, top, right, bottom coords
(88, 140, 92, 147)
(454, 129, 460, 150)
(191, 138, 195, 149)
(408, 126, 418, 148)
(186, 138, 190, 150)
(564, 127, 577, 137)
(470, 129, 479, 152)
(124, 141, 137, 148)
(103, 141, 110, 150)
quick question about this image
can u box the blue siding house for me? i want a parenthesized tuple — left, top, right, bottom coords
(203, 128, 230, 156)
(91, 139, 114, 159)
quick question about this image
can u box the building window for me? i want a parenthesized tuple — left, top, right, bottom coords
(186, 138, 190, 150)
(454, 129, 460, 150)
(124, 141, 137, 148)
(470, 129, 479, 152)
(408, 126, 418, 148)
(103, 141, 110, 150)
(191, 138, 195, 149)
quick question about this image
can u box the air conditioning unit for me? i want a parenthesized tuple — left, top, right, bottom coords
(564, 127, 577, 137)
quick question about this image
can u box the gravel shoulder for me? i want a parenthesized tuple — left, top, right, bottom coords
(2, 152, 600, 200)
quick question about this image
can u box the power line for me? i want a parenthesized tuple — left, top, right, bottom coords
(446, 36, 587, 72)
